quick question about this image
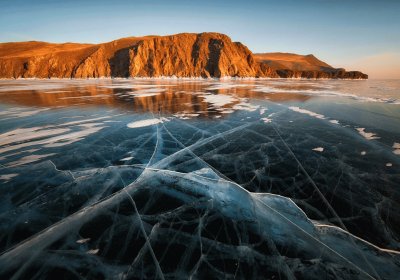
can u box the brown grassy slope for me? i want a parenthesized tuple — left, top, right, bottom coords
(254, 52, 332, 71)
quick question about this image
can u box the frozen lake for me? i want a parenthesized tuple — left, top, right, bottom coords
(0, 78, 399, 279)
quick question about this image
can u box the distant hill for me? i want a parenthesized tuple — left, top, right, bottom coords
(0, 33, 367, 79)
(253, 52, 367, 79)
(254, 52, 333, 71)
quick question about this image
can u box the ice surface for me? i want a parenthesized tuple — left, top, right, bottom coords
(0, 79, 400, 279)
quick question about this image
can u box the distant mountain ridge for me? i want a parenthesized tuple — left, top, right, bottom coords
(0, 32, 367, 79)
(254, 53, 333, 71)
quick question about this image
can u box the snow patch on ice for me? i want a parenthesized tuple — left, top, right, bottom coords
(261, 118, 272, 123)
(127, 118, 164, 128)
(0, 127, 70, 146)
(232, 102, 259, 112)
(0, 107, 50, 119)
(205, 83, 251, 90)
(0, 122, 106, 154)
(86, 249, 99, 255)
(289, 106, 325, 119)
(127, 88, 166, 97)
(76, 238, 91, 244)
(173, 113, 200, 119)
(356, 128, 380, 140)
(7, 153, 56, 167)
(219, 109, 235, 114)
(392, 142, 400, 155)
(60, 116, 110, 126)
(260, 107, 267, 115)
(0, 173, 18, 181)
(120, 157, 134, 161)
(200, 94, 237, 107)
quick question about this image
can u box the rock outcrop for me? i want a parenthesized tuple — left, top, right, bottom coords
(0, 33, 367, 79)
(254, 52, 368, 79)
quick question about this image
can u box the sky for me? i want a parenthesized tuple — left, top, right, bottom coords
(0, 0, 399, 78)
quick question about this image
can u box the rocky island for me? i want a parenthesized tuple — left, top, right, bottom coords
(0, 32, 367, 79)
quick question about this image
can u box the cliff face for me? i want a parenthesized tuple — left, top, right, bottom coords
(128, 33, 266, 78)
(0, 33, 367, 79)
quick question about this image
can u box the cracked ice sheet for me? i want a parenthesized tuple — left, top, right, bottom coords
(0, 167, 399, 279)
(0, 79, 400, 279)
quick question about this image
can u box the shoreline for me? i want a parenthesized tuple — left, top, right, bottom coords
(0, 76, 370, 81)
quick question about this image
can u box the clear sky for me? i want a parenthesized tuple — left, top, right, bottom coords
(1, 0, 399, 78)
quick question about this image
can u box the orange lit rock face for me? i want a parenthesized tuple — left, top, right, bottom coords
(0, 33, 367, 79)
(128, 33, 264, 78)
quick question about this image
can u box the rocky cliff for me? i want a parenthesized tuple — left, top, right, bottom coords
(0, 33, 367, 79)
(254, 52, 368, 79)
